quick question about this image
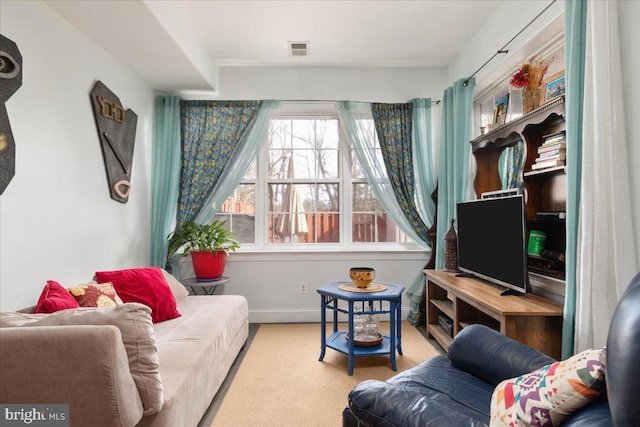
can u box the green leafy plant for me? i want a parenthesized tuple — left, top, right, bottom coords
(167, 220, 240, 258)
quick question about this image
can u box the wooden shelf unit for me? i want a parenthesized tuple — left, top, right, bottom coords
(425, 269, 563, 359)
(470, 96, 567, 282)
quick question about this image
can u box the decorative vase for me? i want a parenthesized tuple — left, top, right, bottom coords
(190, 251, 227, 280)
(443, 219, 458, 273)
(523, 87, 542, 114)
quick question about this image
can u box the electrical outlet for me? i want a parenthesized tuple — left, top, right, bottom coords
(298, 281, 308, 294)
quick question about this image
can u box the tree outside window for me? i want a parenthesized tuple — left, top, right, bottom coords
(216, 114, 410, 248)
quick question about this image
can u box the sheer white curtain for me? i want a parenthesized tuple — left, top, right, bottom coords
(336, 101, 428, 247)
(575, 0, 638, 351)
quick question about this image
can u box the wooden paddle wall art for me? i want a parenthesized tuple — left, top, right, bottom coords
(90, 81, 138, 203)
(0, 34, 23, 195)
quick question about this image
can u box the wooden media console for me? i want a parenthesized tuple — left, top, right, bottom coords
(425, 269, 563, 359)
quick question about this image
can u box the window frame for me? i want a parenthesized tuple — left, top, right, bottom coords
(224, 102, 422, 252)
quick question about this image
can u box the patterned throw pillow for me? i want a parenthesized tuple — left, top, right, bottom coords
(490, 347, 606, 427)
(68, 282, 123, 308)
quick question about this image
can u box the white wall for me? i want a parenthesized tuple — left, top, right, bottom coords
(447, 0, 564, 91)
(211, 66, 447, 103)
(178, 65, 444, 322)
(172, 251, 428, 323)
(0, 1, 155, 310)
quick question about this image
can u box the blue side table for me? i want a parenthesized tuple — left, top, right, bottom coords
(317, 281, 405, 375)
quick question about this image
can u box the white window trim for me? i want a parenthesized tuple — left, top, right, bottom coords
(233, 102, 423, 253)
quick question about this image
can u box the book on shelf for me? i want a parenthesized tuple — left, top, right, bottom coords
(531, 159, 565, 170)
(537, 150, 566, 161)
(538, 142, 566, 154)
(537, 211, 567, 219)
(542, 131, 566, 142)
(542, 139, 566, 148)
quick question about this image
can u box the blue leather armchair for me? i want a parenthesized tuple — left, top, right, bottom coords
(343, 272, 640, 427)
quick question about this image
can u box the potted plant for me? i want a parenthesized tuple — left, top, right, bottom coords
(167, 220, 240, 280)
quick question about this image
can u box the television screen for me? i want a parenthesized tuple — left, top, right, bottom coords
(456, 195, 529, 294)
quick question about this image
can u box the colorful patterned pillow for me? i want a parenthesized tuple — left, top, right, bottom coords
(68, 282, 123, 308)
(490, 347, 606, 427)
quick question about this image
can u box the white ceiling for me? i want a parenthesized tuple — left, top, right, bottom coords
(44, 0, 503, 93)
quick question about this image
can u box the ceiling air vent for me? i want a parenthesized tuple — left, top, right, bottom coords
(289, 41, 309, 57)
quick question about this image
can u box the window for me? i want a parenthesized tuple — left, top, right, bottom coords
(216, 105, 413, 250)
(350, 141, 406, 244)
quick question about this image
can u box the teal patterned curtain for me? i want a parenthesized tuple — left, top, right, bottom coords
(176, 101, 262, 229)
(371, 102, 431, 326)
(150, 96, 181, 267)
(371, 103, 430, 244)
(563, 0, 587, 359)
(195, 100, 281, 225)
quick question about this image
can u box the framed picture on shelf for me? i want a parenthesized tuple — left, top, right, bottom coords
(544, 71, 565, 102)
(493, 93, 509, 128)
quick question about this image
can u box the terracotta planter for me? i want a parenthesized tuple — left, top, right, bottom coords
(190, 251, 227, 280)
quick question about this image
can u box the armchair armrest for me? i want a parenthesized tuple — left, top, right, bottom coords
(448, 324, 555, 386)
(0, 325, 144, 427)
(349, 380, 488, 427)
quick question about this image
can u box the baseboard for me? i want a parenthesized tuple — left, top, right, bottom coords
(249, 308, 411, 323)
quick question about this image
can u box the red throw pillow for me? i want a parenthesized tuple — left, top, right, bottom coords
(95, 267, 180, 323)
(34, 280, 80, 313)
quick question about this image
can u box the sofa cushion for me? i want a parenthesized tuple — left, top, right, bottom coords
(95, 267, 180, 323)
(68, 282, 123, 308)
(0, 311, 45, 327)
(449, 324, 556, 387)
(490, 347, 606, 427)
(136, 295, 249, 427)
(21, 303, 164, 416)
(34, 281, 80, 313)
(387, 355, 494, 418)
(348, 355, 493, 427)
(160, 269, 189, 303)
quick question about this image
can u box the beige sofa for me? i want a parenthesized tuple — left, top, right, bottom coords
(0, 270, 249, 427)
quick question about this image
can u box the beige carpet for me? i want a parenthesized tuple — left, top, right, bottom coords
(211, 322, 440, 426)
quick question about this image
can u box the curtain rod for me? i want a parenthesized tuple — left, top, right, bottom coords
(170, 98, 441, 105)
(281, 99, 441, 105)
(462, 0, 557, 87)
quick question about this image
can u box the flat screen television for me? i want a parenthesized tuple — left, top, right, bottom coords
(456, 195, 529, 294)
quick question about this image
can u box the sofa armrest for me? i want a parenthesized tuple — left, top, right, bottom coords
(0, 325, 144, 427)
(448, 324, 556, 386)
(349, 380, 488, 427)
